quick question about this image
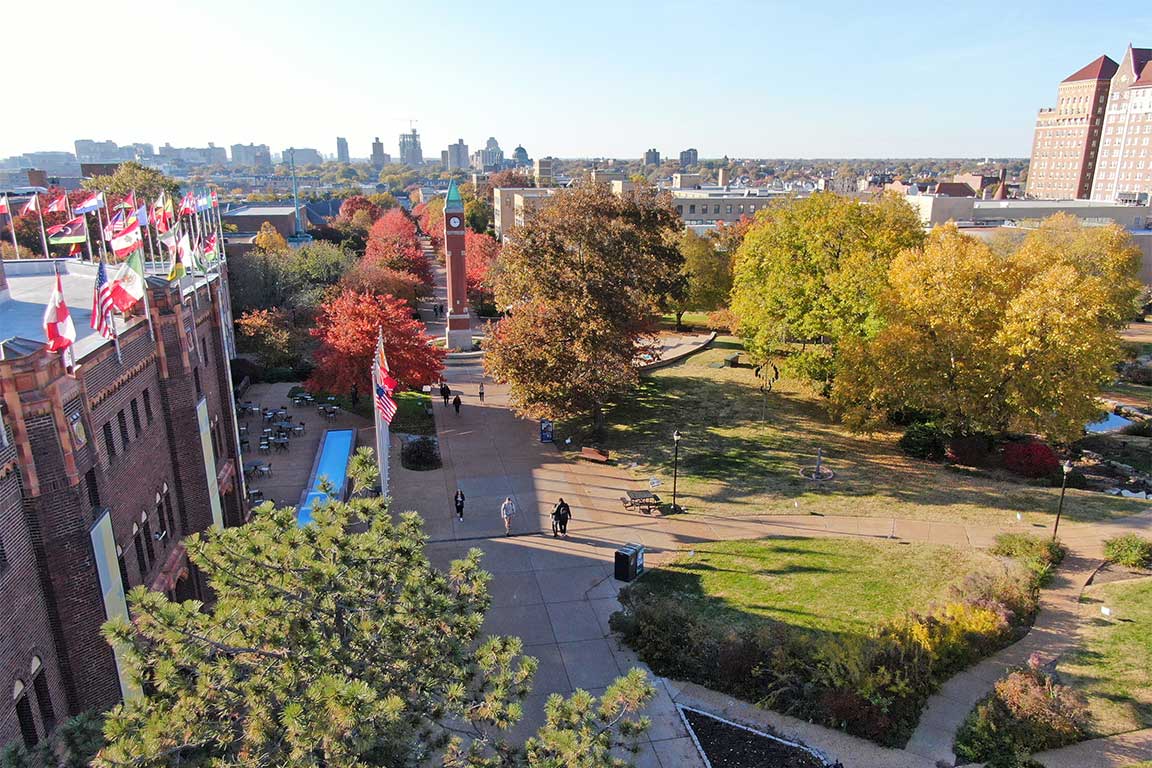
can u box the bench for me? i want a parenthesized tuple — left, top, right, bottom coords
(723, 353, 739, 367)
(580, 447, 610, 463)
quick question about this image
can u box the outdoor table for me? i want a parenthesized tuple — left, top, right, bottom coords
(271, 437, 290, 453)
(623, 490, 662, 513)
(273, 421, 296, 433)
(243, 460, 262, 477)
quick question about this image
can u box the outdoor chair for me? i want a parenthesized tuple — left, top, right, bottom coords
(294, 422, 305, 436)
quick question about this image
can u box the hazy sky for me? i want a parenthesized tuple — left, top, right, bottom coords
(4, 0, 1148, 160)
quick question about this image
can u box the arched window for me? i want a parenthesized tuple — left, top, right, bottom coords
(12, 680, 38, 747)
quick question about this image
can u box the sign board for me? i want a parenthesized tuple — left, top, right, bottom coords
(539, 419, 554, 443)
(89, 511, 140, 701)
(196, 398, 224, 529)
(648, 478, 662, 489)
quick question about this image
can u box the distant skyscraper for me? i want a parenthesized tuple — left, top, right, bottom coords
(1027, 54, 1118, 200)
(371, 137, 386, 170)
(444, 139, 469, 170)
(679, 148, 698, 167)
(644, 148, 661, 166)
(336, 137, 350, 164)
(1091, 45, 1152, 202)
(231, 143, 272, 170)
(399, 129, 423, 167)
(512, 145, 530, 166)
(288, 148, 323, 166)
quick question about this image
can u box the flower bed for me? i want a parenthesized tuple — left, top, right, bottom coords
(679, 707, 829, 768)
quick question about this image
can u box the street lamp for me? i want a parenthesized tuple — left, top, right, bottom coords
(1052, 460, 1073, 541)
(672, 430, 683, 513)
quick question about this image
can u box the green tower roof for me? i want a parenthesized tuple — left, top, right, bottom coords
(444, 179, 464, 212)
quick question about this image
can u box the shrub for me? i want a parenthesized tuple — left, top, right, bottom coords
(1119, 363, 1152, 385)
(1121, 419, 1152, 437)
(946, 435, 994, 467)
(1103, 533, 1152, 568)
(954, 666, 1088, 766)
(1002, 442, 1061, 479)
(989, 533, 1066, 592)
(400, 436, 441, 470)
(705, 308, 739, 333)
(898, 422, 947, 460)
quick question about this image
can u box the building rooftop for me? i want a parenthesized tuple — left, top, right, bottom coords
(1062, 54, 1119, 83)
(222, 205, 298, 217)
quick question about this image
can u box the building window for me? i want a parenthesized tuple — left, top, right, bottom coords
(102, 423, 116, 459)
(134, 524, 147, 577)
(201, 338, 208, 363)
(117, 546, 130, 589)
(163, 489, 176, 534)
(193, 369, 202, 397)
(130, 399, 142, 437)
(142, 516, 155, 562)
(143, 390, 153, 424)
(15, 690, 38, 747)
(117, 410, 130, 446)
(714, 205, 720, 214)
(675, 205, 682, 214)
(726, 205, 732, 214)
(31, 670, 54, 734)
(0, 536, 7, 574)
(688, 204, 696, 214)
(85, 469, 100, 510)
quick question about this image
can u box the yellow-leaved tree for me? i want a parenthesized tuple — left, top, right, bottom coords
(833, 220, 1139, 442)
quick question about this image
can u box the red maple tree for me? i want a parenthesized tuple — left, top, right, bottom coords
(341, 261, 426, 307)
(364, 209, 432, 287)
(337, 195, 383, 223)
(308, 289, 446, 397)
(464, 230, 501, 307)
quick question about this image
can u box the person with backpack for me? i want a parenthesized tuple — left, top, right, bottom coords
(454, 489, 465, 521)
(551, 498, 572, 538)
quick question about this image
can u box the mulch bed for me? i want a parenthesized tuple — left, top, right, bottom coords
(681, 708, 830, 768)
(1088, 562, 1152, 586)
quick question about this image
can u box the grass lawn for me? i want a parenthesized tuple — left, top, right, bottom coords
(658, 311, 712, 330)
(572, 336, 1148, 525)
(1103, 381, 1152, 408)
(1059, 578, 1152, 737)
(287, 386, 435, 435)
(638, 536, 996, 636)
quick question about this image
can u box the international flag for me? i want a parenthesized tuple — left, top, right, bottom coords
(373, 330, 398, 423)
(43, 273, 77, 352)
(67, 243, 83, 257)
(178, 192, 196, 216)
(109, 250, 146, 311)
(73, 192, 105, 215)
(152, 192, 174, 234)
(46, 194, 68, 213)
(0, 195, 10, 215)
(167, 233, 189, 280)
(103, 209, 126, 239)
(210, 189, 219, 207)
(110, 219, 143, 258)
(21, 195, 39, 215)
(47, 215, 88, 244)
(202, 233, 218, 262)
(91, 260, 116, 340)
(196, 192, 211, 211)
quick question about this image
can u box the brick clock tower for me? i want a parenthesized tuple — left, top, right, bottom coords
(442, 180, 471, 350)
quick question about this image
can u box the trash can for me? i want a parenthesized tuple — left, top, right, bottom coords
(614, 543, 645, 582)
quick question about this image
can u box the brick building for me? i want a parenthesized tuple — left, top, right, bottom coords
(0, 258, 245, 750)
(1091, 45, 1152, 203)
(1026, 54, 1118, 200)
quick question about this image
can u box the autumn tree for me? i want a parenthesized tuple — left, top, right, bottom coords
(832, 222, 1138, 442)
(254, 220, 289, 252)
(487, 170, 533, 191)
(338, 194, 383, 223)
(341, 260, 425, 307)
(96, 499, 654, 767)
(418, 198, 446, 251)
(235, 308, 296, 368)
(485, 183, 682, 429)
(365, 209, 432, 288)
(668, 229, 733, 328)
(731, 191, 924, 391)
(464, 229, 501, 312)
(82, 161, 179, 202)
(309, 288, 445, 396)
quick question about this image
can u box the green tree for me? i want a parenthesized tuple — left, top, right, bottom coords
(254, 221, 289, 252)
(669, 230, 732, 328)
(731, 192, 924, 391)
(485, 183, 682, 430)
(82, 161, 180, 202)
(95, 499, 653, 767)
(832, 223, 1133, 441)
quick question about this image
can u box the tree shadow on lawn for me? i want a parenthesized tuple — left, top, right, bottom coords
(594, 368, 1149, 524)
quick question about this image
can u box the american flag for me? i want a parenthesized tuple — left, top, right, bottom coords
(373, 330, 398, 424)
(91, 260, 116, 339)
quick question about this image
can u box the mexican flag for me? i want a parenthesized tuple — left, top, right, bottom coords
(109, 251, 146, 311)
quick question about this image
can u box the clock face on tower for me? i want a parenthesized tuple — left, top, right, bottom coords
(449, 216, 461, 228)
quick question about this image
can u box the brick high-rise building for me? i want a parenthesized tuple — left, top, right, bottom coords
(1091, 45, 1152, 203)
(1026, 54, 1117, 200)
(0, 259, 246, 750)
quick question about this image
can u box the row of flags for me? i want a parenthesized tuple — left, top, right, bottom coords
(373, 330, 398, 424)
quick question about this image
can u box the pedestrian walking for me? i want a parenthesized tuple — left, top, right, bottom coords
(439, 303, 445, 317)
(454, 489, 465, 521)
(452, 394, 462, 414)
(500, 497, 515, 536)
(478, 382, 485, 403)
(440, 382, 451, 406)
(349, 383, 359, 408)
(552, 497, 572, 538)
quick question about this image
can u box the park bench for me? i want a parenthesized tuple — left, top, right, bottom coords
(723, 353, 739, 367)
(580, 446, 610, 463)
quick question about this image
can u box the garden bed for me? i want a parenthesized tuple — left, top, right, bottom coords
(680, 707, 829, 768)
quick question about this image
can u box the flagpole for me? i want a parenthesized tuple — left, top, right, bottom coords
(4, 197, 17, 255)
(36, 198, 50, 259)
(94, 204, 109, 259)
(83, 214, 94, 263)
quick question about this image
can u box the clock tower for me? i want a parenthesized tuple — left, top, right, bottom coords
(442, 180, 471, 350)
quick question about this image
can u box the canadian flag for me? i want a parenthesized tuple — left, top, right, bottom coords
(0, 195, 9, 215)
(110, 219, 143, 257)
(46, 194, 68, 213)
(43, 273, 77, 352)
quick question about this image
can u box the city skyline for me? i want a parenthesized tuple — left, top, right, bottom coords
(5, 1, 1150, 160)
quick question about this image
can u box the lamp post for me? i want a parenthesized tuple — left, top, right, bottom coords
(672, 430, 682, 513)
(1052, 460, 1073, 541)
